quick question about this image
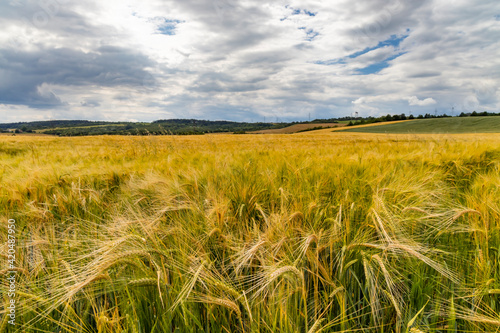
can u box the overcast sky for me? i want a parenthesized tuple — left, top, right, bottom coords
(1, 0, 499, 122)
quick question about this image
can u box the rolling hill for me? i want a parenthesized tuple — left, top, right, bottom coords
(250, 123, 345, 134)
(338, 116, 500, 134)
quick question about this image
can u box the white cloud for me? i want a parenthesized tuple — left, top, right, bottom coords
(407, 96, 437, 106)
(0, 0, 499, 122)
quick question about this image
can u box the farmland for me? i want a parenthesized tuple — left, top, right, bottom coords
(339, 116, 500, 134)
(249, 122, 345, 134)
(1, 132, 500, 332)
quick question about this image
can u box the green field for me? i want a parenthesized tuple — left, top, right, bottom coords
(339, 116, 500, 133)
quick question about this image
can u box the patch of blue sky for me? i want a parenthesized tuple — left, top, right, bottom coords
(314, 59, 346, 65)
(156, 19, 182, 35)
(282, 5, 317, 20)
(495, 14, 500, 21)
(315, 33, 409, 66)
(298, 27, 319, 41)
(347, 34, 408, 59)
(304, 10, 316, 16)
(355, 52, 406, 75)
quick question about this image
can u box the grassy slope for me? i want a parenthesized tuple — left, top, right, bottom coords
(298, 120, 411, 135)
(250, 123, 344, 134)
(338, 116, 500, 133)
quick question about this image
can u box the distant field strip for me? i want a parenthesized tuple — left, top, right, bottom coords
(36, 123, 128, 132)
(251, 123, 344, 134)
(338, 117, 500, 133)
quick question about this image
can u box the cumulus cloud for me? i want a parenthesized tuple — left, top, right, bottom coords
(407, 96, 437, 106)
(0, 0, 499, 122)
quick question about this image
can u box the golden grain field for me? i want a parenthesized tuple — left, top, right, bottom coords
(1, 132, 500, 332)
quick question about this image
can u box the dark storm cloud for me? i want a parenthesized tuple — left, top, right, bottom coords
(172, 0, 271, 31)
(80, 98, 101, 107)
(235, 50, 292, 69)
(165, 0, 277, 55)
(189, 72, 267, 93)
(408, 71, 441, 78)
(0, 0, 103, 37)
(0, 46, 154, 107)
(113, 93, 132, 101)
(343, 0, 426, 46)
(188, 48, 293, 94)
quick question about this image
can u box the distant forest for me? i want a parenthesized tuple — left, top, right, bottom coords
(0, 119, 288, 136)
(1, 111, 497, 136)
(0, 119, 336, 136)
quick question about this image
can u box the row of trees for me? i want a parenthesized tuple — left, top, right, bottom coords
(459, 111, 500, 117)
(347, 113, 416, 126)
